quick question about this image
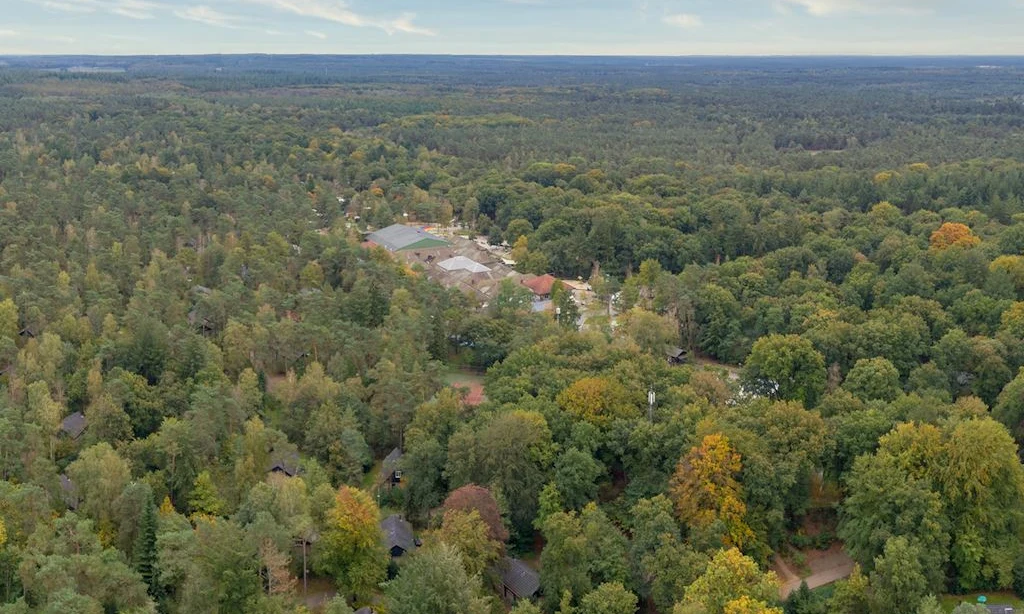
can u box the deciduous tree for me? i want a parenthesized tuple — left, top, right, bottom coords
(742, 335, 826, 407)
(314, 486, 387, 600)
(670, 434, 754, 549)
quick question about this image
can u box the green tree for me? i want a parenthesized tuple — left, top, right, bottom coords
(385, 544, 492, 614)
(579, 582, 638, 614)
(445, 410, 553, 539)
(869, 537, 929, 614)
(580, 503, 630, 588)
(742, 335, 826, 407)
(0, 299, 18, 343)
(179, 518, 261, 614)
(838, 450, 949, 587)
(619, 308, 677, 355)
(26, 381, 61, 462)
(540, 511, 591, 607)
(916, 595, 944, 614)
(324, 596, 356, 614)
(552, 283, 581, 331)
(188, 471, 226, 518)
(19, 513, 155, 612)
(132, 488, 161, 602)
(305, 405, 371, 484)
(511, 601, 544, 614)
(553, 448, 603, 510)
(431, 509, 502, 577)
(827, 564, 871, 614)
(66, 442, 131, 532)
(993, 367, 1024, 442)
(842, 357, 902, 402)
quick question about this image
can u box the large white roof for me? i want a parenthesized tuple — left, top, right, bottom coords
(438, 256, 491, 274)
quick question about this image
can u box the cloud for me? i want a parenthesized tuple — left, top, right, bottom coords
(238, 0, 436, 35)
(304, 29, 327, 39)
(386, 12, 436, 36)
(0, 30, 18, 37)
(776, 0, 935, 15)
(174, 5, 245, 27)
(39, 0, 95, 12)
(110, 0, 159, 19)
(663, 13, 703, 28)
(32, 0, 161, 19)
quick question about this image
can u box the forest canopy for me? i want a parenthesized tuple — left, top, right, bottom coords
(0, 55, 1023, 613)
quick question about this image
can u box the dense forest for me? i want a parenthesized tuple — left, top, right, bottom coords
(0, 56, 1023, 613)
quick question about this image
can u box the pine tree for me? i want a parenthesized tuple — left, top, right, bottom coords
(133, 491, 162, 602)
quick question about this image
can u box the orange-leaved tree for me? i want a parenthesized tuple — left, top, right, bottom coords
(669, 434, 754, 549)
(930, 222, 980, 250)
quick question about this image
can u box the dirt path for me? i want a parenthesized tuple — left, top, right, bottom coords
(773, 554, 800, 586)
(691, 356, 742, 382)
(776, 546, 856, 598)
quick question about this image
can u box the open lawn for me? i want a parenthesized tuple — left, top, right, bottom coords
(442, 368, 486, 387)
(941, 593, 1024, 612)
(443, 368, 488, 406)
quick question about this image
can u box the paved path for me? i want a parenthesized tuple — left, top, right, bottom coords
(776, 549, 856, 598)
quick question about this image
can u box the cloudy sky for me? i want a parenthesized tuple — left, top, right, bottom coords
(1, 0, 1022, 55)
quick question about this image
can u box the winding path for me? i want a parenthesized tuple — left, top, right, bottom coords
(775, 548, 856, 598)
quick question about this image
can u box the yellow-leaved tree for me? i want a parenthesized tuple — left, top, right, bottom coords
(669, 434, 754, 549)
(314, 486, 388, 600)
(557, 377, 637, 427)
(674, 547, 780, 614)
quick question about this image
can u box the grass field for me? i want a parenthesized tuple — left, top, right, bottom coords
(941, 593, 1024, 612)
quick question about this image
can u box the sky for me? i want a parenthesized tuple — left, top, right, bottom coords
(1, 0, 1023, 56)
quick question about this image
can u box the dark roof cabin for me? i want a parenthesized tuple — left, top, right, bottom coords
(666, 347, 687, 365)
(380, 514, 416, 558)
(381, 448, 403, 485)
(59, 474, 79, 510)
(497, 557, 540, 602)
(267, 450, 301, 477)
(59, 412, 87, 440)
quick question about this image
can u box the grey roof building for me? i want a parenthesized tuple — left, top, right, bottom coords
(367, 225, 450, 252)
(497, 557, 540, 602)
(267, 450, 301, 477)
(381, 447, 403, 484)
(666, 347, 687, 364)
(59, 412, 87, 439)
(380, 514, 416, 557)
(59, 474, 79, 510)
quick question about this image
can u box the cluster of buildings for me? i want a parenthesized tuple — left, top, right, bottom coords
(378, 511, 540, 605)
(377, 447, 540, 606)
(364, 224, 587, 309)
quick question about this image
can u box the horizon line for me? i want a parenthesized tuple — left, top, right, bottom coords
(3, 53, 1024, 59)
